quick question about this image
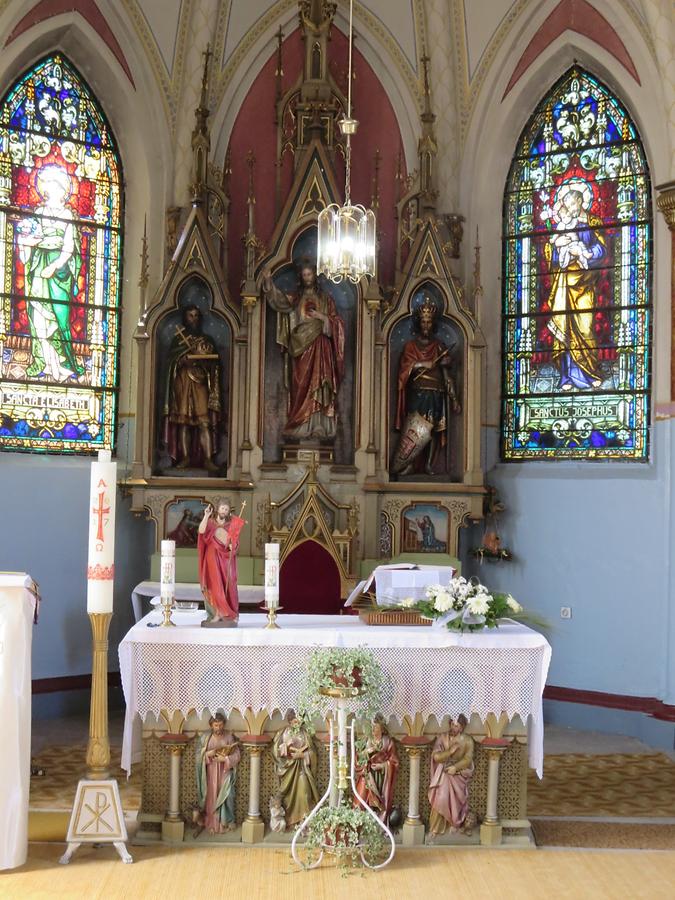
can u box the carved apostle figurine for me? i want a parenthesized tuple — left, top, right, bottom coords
(262, 260, 345, 441)
(354, 716, 399, 824)
(272, 710, 319, 829)
(162, 304, 221, 472)
(194, 713, 241, 834)
(391, 297, 460, 476)
(198, 499, 245, 627)
(428, 714, 475, 837)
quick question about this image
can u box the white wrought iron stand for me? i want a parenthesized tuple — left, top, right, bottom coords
(291, 693, 396, 870)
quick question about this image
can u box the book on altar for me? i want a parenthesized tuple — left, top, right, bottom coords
(344, 563, 456, 608)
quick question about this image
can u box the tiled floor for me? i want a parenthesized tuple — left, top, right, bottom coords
(31, 710, 125, 755)
(544, 724, 674, 757)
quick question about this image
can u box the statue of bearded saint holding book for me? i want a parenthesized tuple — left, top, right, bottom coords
(194, 713, 241, 834)
(272, 711, 319, 829)
(428, 714, 476, 837)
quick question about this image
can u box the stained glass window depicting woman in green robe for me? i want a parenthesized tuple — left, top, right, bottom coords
(0, 54, 122, 452)
(502, 68, 651, 460)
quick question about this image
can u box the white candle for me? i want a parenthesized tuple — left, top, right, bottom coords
(86, 450, 117, 613)
(161, 540, 176, 602)
(264, 543, 279, 609)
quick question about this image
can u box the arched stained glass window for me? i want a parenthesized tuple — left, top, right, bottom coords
(502, 68, 651, 460)
(0, 54, 123, 453)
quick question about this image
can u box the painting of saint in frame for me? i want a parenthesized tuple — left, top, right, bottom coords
(401, 503, 449, 553)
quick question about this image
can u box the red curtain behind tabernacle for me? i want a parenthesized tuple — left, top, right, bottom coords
(279, 540, 342, 614)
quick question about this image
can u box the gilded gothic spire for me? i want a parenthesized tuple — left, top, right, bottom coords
(191, 44, 212, 203)
(298, 0, 336, 101)
(418, 50, 438, 212)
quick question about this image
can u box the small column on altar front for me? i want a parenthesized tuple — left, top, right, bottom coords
(241, 735, 272, 843)
(401, 737, 429, 846)
(159, 733, 191, 842)
(479, 738, 510, 846)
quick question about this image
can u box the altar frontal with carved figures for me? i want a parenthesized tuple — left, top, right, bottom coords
(115, 1, 549, 854)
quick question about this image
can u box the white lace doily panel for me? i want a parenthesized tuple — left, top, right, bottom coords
(119, 612, 551, 776)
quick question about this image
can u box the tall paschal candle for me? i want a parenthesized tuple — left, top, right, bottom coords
(86, 450, 117, 614)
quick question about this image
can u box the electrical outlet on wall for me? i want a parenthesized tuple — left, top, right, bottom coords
(560, 607, 572, 619)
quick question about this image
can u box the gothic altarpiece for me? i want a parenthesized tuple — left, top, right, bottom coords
(121, 4, 532, 850)
(127, 10, 485, 577)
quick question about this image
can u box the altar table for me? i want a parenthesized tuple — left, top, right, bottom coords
(120, 611, 551, 777)
(130, 581, 264, 622)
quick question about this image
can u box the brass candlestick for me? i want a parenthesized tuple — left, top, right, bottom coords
(86, 612, 112, 779)
(264, 605, 282, 629)
(160, 594, 176, 627)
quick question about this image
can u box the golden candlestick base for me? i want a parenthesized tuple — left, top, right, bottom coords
(86, 612, 113, 779)
(264, 605, 282, 629)
(160, 596, 176, 627)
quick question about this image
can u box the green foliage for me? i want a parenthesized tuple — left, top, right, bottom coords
(304, 803, 386, 869)
(297, 646, 386, 729)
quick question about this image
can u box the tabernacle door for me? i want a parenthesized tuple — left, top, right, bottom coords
(0, 573, 38, 870)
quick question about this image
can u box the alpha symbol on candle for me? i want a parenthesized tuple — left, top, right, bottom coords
(92, 491, 110, 542)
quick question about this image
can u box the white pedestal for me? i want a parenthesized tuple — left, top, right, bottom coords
(0, 573, 38, 870)
(60, 779, 132, 864)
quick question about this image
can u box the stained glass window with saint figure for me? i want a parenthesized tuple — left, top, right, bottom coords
(0, 54, 123, 453)
(502, 68, 651, 460)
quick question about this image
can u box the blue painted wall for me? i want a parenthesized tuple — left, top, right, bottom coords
(465, 418, 675, 745)
(0, 453, 152, 681)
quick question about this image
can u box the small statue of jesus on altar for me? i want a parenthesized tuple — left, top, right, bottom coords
(198, 498, 245, 627)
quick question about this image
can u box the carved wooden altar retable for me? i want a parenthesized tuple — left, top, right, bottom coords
(124, 2, 486, 592)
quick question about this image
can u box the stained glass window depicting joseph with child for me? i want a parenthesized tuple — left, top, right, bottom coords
(502, 68, 651, 460)
(0, 54, 123, 453)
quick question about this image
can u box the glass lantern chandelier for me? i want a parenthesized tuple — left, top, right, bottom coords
(317, 0, 376, 284)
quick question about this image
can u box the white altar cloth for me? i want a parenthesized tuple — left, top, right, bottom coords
(119, 611, 551, 777)
(0, 573, 38, 870)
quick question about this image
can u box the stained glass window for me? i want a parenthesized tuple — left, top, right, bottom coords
(502, 68, 651, 460)
(0, 54, 122, 453)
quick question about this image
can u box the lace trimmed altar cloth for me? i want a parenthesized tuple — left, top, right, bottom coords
(119, 611, 551, 777)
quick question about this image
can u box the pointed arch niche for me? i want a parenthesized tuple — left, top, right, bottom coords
(0, 53, 123, 454)
(501, 67, 652, 461)
(380, 220, 485, 487)
(131, 205, 242, 485)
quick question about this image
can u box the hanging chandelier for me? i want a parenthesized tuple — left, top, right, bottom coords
(317, 0, 376, 283)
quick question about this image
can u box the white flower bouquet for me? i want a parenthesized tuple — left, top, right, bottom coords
(410, 575, 525, 632)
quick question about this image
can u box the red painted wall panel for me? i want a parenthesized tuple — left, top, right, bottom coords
(227, 26, 405, 299)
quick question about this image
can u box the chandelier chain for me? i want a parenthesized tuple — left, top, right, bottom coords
(316, 0, 376, 284)
(345, 139, 352, 205)
(347, 0, 354, 120)
(345, 0, 354, 206)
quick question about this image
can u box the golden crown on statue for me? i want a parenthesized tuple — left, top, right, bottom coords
(418, 295, 438, 322)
